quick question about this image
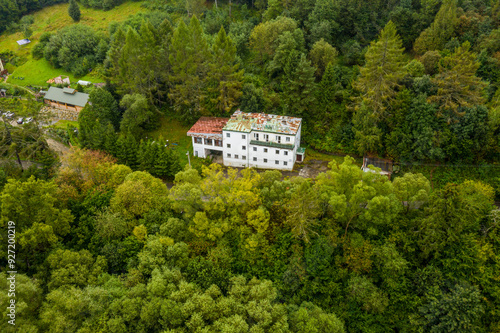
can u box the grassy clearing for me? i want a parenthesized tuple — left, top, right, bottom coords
(147, 116, 194, 166)
(53, 119, 79, 129)
(6, 58, 102, 87)
(304, 147, 363, 166)
(0, 1, 145, 87)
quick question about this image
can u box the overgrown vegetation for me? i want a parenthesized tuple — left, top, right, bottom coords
(1, 0, 500, 332)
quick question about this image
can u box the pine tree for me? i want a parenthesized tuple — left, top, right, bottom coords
(206, 27, 244, 116)
(428, 41, 487, 122)
(105, 28, 126, 80)
(138, 139, 156, 174)
(103, 124, 117, 157)
(169, 16, 210, 123)
(413, 0, 457, 55)
(68, 0, 81, 22)
(154, 144, 171, 178)
(117, 133, 138, 169)
(354, 20, 406, 120)
(318, 63, 343, 115)
(281, 53, 317, 117)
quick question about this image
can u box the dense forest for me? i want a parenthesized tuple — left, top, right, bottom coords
(1, 0, 500, 332)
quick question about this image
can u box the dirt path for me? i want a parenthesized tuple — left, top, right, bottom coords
(46, 138, 70, 156)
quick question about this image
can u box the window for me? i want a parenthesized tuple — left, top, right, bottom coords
(242, 146, 246, 150)
(227, 144, 231, 148)
(275, 150, 279, 155)
(284, 161, 288, 166)
(284, 151, 288, 156)
(235, 154, 239, 159)
(286, 137, 290, 142)
(277, 136, 281, 143)
(242, 156, 246, 160)
(253, 147, 257, 152)
(253, 157, 257, 161)
(227, 153, 231, 158)
(194, 137, 202, 144)
(275, 161, 279, 165)
(204, 138, 212, 145)
(242, 134, 246, 139)
(264, 158, 268, 163)
(265, 134, 269, 142)
(254, 133, 259, 140)
(226, 133, 230, 138)
(264, 148, 268, 153)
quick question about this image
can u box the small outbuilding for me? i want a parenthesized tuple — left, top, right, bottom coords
(16, 39, 31, 46)
(43, 86, 89, 112)
(362, 156, 393, 178)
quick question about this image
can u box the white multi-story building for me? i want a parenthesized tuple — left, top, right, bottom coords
(187, 111, 305, 171)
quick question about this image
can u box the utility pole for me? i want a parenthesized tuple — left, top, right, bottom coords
(186, 151, 191, 168)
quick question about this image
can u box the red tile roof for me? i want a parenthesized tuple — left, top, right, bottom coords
(188, 117, 229, 134)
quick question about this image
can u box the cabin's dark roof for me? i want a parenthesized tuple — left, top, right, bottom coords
(44, 86, 89, 107)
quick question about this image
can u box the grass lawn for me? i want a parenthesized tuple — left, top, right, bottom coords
(7, 58, 102, 87)
(53, 119, 79, 129)
(147, 116, 194, 167)
(0, 1, 145, 87)
(304, 147, 363, 166)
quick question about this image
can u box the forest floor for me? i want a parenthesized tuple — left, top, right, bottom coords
(0, 1, 145, 87)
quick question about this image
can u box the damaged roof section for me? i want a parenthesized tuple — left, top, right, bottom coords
(223, 110, 302, 135)
(187, 117, 229, 136)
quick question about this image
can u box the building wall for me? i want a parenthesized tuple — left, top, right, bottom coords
(248, 145, 294, 170)
(222, 130, 250, 168)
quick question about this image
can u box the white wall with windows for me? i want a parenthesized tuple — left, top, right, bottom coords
(222, 130, 250, 167)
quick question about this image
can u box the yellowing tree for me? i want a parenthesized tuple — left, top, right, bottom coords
(428, 41, 487, 122)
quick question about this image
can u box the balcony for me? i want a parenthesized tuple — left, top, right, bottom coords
(250, 140, 294, 150)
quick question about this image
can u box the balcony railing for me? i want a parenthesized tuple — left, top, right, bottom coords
(250, 140, 294, 149)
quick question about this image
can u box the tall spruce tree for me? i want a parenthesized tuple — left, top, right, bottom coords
(281, 53, 317, 117)
(68, 0, 81, 22)
(169, 16, 210, 123)
(206, 27, 244, 116)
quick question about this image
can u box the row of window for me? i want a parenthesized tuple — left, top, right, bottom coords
(226, 144, 289, 155)
(194, 138, 223, 147)
(225, 132, 291, 143)
(226, 153, 288, 166)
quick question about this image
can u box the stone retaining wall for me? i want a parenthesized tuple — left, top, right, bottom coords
(41, 106, 79, 121)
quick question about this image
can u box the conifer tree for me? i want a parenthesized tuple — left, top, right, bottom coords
(281, 53, 317, 117)
(138, 140, 157, 174)
(169, 16, 210, 122)
(413, 0, 457, 55)
(318, 63, 343, 115)
(117, 133, 138, 169)
(428, 41, 487, 122)
(68, 0, 81, 22)
(105, 28, 126, 80)
(103, 124, 117, 157)
(354, 20, 406, 120)
(206, 27, 244, 115)
(154, 145, 171, 178)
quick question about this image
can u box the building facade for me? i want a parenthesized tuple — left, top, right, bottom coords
(188, 111, 305, 171)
